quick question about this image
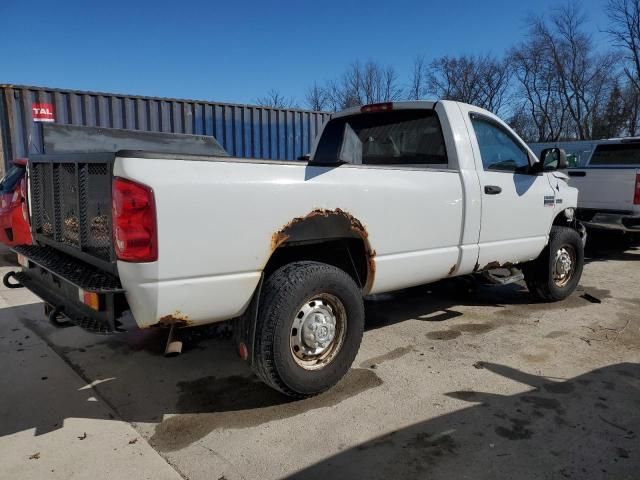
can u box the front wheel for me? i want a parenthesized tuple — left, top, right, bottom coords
(523, 226, 584, 302)
(252, 261, 365, 398)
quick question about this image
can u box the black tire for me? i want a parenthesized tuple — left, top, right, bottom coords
(524, 226, 584, 302)
(252, 261, 364, 398)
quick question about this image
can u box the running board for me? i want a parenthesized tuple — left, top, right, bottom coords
(481, 268, 524, 286)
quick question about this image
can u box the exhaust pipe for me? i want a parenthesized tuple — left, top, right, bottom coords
(46, 304, 74, 328)
(164, 323, 183, 357)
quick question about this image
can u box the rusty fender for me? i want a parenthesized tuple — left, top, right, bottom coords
(270, 208, 376, 293)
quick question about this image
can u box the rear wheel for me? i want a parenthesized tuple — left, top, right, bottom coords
(524, 226, 584, 302)
(252, 261, 364, 398)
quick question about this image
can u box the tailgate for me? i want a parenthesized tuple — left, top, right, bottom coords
(568, 168, 639, 211)
(28, 153, 116, 273)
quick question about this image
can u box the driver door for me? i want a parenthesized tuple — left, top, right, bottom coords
(465, 111, 555, 268)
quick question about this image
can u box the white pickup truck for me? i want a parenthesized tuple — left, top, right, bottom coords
(531, 139, 640, 234)
(10, 101, 585, 397)
(567, 141, 640, 233)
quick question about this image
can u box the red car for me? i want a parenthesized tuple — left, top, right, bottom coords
(0, 158, 32, 246)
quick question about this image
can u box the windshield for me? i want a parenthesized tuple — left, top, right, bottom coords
(0, 165, 25, 194)
(313, 110, 447, 167)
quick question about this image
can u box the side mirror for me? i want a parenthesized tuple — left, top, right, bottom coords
(539, 148, 568, 171)
(557, 150, 568, 169)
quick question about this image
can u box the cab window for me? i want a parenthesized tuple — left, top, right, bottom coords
(589, 143, 640, 166)
(471, 116, 530, 173)
(314, 110, 448, 168)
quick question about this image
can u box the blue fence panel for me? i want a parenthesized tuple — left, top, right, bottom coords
(0, 84, 331, 172)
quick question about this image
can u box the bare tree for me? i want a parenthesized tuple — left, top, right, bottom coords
(623, 82, 640, 135)
(605, 0, 640, 134)
(592, 81, 631, 138)
(426, 54, 511, 115)
(510, 35, 570, 141)
(298, 0, 640, 135)
(532, 2, 617, 139)
(508, 104, 543, 141)
(381, 65, 403, 103)
(606, 0, 640, 91)
(322, 61, 404, 111)
(305, 83, 328, 111)
(408, 56, 427, 100)
(255, 89, 297, 109)
(478, 57, 512, 114)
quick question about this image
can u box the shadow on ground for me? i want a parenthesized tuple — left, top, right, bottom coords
(0, 264, 628, 455)
(1, 303, 384, 451)
(287, 362, 640, 480)
(0, 250, 18, 267)
(0, 236, 637, 472)
(585, 230, 640, 263)
(364, 277, 611, 332)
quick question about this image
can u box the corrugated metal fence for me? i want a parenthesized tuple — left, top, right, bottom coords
(0, 84, 331, 173)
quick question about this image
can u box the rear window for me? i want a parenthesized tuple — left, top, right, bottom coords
(0, 165, 25, 194)
(590, 143, 640, 166)
(313, 110, 448, 168)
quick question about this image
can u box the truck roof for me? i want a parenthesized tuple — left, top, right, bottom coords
(331, 101, 437, 119)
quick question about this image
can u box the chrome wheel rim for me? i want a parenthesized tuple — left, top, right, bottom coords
(553, 244, 576, 288)
(290, 293, 347, 370)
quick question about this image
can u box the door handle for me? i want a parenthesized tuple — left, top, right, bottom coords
(568, 171, 586, 177)
(484, 185, 502, 195)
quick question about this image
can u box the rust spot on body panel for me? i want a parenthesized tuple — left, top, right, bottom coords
(271, 208, 376, 293)
(270, 231, 289, 252)
(156, 311, 192, 327)
(448, 264, 457, 276)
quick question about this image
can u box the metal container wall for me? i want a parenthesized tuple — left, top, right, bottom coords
(0, 85, 331, 173)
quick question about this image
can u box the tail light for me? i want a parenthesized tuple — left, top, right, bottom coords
(19, 177, 28, 221)
(22, 201, 29, 223)
(112, 177, 158, 262)
(635, 173, 640, 205)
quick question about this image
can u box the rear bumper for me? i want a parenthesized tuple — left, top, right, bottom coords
(11, 245, 129, 333)
(577, 210, 640, 233)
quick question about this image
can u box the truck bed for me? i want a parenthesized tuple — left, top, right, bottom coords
(565, 141, 640, 232)
(568, 167, 640, 211)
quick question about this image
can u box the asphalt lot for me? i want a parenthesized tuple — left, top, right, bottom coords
(0, 236, 638, 480)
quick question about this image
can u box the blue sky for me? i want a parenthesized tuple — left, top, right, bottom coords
(1, 0, 610, 107)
